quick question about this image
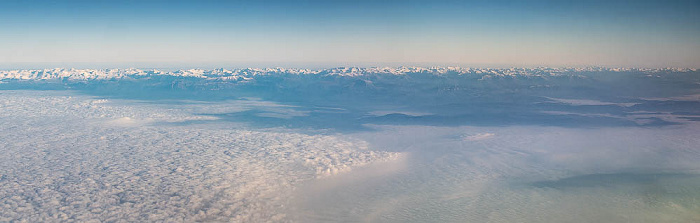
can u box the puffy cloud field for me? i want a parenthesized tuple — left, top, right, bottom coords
(0, 91, 398, 222)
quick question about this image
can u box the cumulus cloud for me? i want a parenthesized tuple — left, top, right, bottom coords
(0, 91, 399, 222)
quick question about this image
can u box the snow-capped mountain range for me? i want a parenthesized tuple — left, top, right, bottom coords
(1, 67, 696, 81)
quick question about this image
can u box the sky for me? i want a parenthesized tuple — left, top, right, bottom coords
(1, 0, 699, 69)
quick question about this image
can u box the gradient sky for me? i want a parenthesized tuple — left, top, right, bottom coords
(1, 0, 699, 68)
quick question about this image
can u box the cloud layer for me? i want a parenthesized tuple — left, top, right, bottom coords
(0, 91, 398, 222)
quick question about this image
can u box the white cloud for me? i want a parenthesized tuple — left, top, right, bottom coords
(544, 97, 638, 107)
(0, 91, 399, 222)
(368, 110, 433, 117)
(303, 124, 700, 222)
(642, 93, 700, 102)
(461, 133, 495, 141)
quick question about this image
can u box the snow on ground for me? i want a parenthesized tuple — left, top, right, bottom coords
(1, 67, 695, 81)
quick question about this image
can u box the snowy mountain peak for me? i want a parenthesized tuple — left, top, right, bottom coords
(0, 67, 696, 81)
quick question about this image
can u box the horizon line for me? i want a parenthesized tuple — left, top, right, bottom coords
(2, 63, 699, 71)
(2, 66, 698, 72)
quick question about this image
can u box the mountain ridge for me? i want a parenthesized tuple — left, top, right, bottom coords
(1, 67, 697, 81)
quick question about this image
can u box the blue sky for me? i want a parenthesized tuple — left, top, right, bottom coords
(1, 0, 699, 68)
